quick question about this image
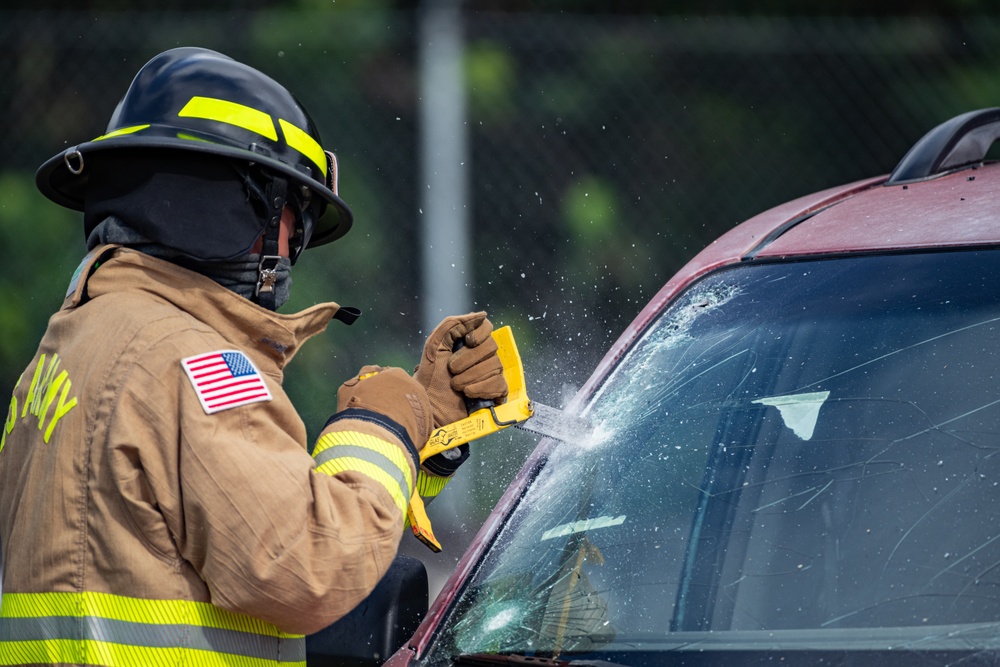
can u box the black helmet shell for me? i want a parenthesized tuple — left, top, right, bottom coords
(36, 47, 352, 248)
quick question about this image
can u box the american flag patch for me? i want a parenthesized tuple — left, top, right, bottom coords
(181, 350, 273, 414)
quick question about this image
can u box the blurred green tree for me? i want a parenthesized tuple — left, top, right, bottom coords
(0, 172, 85, 395)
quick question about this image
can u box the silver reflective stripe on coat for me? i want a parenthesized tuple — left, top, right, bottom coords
(0, 616, 306, 661)
(0, 591, 306, 667)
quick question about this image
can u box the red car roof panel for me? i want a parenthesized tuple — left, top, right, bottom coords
(759, 164, 1000, 258)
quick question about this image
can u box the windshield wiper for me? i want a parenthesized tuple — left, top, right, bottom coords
(452, 653, 631, 667)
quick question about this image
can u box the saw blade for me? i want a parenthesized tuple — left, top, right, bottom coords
(515, 402, 594, 442)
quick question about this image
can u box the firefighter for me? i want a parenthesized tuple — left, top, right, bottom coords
(0, 47, 506, 666)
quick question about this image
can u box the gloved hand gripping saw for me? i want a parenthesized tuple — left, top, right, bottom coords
(407, 326, 533, 552)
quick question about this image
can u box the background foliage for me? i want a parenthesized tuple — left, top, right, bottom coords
(4, 3, 1000, 591)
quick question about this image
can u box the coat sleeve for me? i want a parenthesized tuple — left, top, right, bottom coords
(111, 332, 417, 636)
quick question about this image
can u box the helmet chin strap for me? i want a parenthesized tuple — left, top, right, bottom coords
(254, 175, 288, 311)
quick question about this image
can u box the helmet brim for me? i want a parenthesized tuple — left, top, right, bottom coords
(36, 136, 353, 248)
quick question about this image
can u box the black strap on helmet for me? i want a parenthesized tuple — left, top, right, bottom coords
(254, 175, 288, 311)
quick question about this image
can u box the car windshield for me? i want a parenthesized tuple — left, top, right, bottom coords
(421, 248, 1000, 666)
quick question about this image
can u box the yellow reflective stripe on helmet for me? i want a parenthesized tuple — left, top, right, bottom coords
(177, 132, 212, 143)
(94, 124, 151, 141)
(278, 118, 327, 177)
(179, 96, 278, 141)
(313, 431, 413, 516)
(0, 591, 304, 666)
(103, 97, 329, 180)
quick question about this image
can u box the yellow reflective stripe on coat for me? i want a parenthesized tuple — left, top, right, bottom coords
(0, 591, 304, 666)
(313, 430, 413, 517)
(415, 470, 450, 499)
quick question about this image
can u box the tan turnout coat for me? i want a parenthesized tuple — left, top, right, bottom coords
(0, 246, 417, 663)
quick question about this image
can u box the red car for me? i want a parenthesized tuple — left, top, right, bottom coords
(312, 107, 1000, 666)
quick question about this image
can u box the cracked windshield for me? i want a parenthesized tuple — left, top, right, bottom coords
(427, 248, 1000, 663)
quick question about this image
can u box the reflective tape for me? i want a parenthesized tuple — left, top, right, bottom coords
(416, 470, 450, 499)
(313, 431, 413, 516)
(279, 119, 327, 177)
(179, 96, 278, 141)
(94, 124, 150, 141)
(91, 98, 329, 182)
(0, 591, 304, 666)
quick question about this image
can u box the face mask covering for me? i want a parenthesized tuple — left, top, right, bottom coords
(190, 253, 293, 309)
(83, 151, 267, 261)
(88, 215, 294, 310)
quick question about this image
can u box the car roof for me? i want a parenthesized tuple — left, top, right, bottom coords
(759, 165, 1000, 257)
(575, 108, 1000, 406)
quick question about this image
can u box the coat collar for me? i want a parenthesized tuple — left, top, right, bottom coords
(67, 245, 347, 373)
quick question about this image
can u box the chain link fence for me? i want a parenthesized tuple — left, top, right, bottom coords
(4, 9, 1000, 592)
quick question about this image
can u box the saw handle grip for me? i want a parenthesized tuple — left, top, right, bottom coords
(466, 397, 495, 414)
(453, 339, 496, 415)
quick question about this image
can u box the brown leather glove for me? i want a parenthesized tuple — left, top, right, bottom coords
(336, 365, 433, 450)
(413, 312, 508, 429)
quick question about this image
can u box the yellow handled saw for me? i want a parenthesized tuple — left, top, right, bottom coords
(407, 325, 593, 551)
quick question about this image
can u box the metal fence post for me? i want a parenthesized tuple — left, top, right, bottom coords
(416, 1, 474, 561)
(418, 0, 472, 334)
